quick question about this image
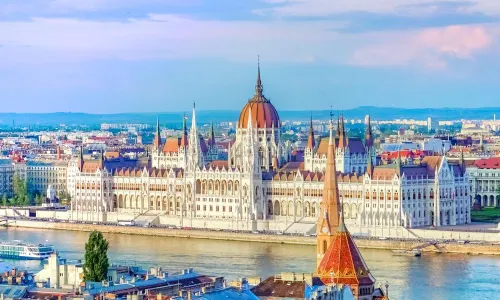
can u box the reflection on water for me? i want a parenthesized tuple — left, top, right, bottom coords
(1, 227, 500, 300)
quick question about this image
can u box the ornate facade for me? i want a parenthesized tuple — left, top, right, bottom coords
(68, 64, 472, 234)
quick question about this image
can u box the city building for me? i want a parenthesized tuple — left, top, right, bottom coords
(467, 157, 500, 207)
(67, 65, 471, 235)
(14, 160, 68, 196)
(0, 159, 14, 197)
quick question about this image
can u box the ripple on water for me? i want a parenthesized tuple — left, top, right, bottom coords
(1, 228, 500, 300)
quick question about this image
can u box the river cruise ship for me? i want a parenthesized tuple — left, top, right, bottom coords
(0, 240, 55, 260)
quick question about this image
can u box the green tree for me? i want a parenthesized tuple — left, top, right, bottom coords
(83, 231, 109, 282)
(1, 195, 7, 206)
(12, 175, 30, 206)
(35, 194, 43, 205)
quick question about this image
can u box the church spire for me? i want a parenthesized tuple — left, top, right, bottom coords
(153, 115, 162, 150)
(307, 114, 315, 150)
(365, 114, 373, 149)
(255, 55, 263, 98)
(316, 113, 341, 267)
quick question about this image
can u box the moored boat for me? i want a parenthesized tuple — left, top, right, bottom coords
(0, 240, 55, 260)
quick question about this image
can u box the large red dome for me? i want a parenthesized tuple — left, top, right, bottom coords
(237, 64, 280, 129)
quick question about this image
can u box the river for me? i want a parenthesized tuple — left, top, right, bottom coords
(1, 227, 499, 300)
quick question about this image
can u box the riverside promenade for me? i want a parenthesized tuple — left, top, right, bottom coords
(4, 219, 500, 256)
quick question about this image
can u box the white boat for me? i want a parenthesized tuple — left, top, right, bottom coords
(0, 240, 55, 260)
(392, 249, 422, 257)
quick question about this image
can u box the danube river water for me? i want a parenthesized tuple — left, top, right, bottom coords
(1, 227, 500, 300)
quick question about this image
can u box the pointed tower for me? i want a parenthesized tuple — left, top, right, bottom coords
(78, 146, 84, 171)
(188, 102, 202, 168)
(459, 148, 466, 174)
(338, 112, 347, 149)
(365, 115, 373, 149)
(316, 118, 342, 267)
(153, 116, 162, 151)
(208, 121, 216, 148)
(307, 114, 315, 150)
(56, 145, 61, 160)
(316, 208, 376, 299)
(255, 55, 263, 97)
(180, 114, 189, 148)
(98, 150, 105, 170)
(366, 147, 373, 176)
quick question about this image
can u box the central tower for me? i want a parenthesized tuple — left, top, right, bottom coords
(229, 58, 286, 171)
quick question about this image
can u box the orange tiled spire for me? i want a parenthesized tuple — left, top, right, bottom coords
(307, 114, 315, 150)
(316, 213, 376, 298)
(316, 116, 341, 267)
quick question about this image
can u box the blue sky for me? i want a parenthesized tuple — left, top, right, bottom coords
(1, 0, 500, 113)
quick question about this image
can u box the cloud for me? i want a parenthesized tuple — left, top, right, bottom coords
(0, 0, 193, 15)
(350, 25, 493, 69)
(0, 14, 348, 65)
(257, 0, 500, 17)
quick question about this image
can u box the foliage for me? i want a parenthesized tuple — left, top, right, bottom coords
(11, 175, 31, 206)
(58, 190, 71, 205)
(1, 195, 7, 206)
(35, 194, 43, 205)
(84, 231, 109, 282)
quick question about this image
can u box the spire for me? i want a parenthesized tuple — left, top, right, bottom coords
(191, 102, 197, 132)
(338, 112, 347, 149)
(396, 150, 402, 175)
(365, 114, 373, 149)
(459, 148, 465, 173)
(255, 55, 263, 97)
(153, 115, 162, 150)
(180, 113, 188, 148)
(307, 114, 315, 150)
(78, 146, 84, 171)
(366, 147, 373, 176)
(316, 114, 342, 266)
(208, 121, 216, 147)
(98, 150, 105, 170)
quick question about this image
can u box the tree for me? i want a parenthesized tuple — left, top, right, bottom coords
(84, 231, 109, 282)
(1, 195, 7, 207)
(12, 175, 30, 206)
(35, 194, 43, 205)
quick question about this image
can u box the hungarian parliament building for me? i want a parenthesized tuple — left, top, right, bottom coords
(68, 66, 471, 234)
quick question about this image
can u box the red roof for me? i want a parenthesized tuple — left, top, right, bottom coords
(473, 157, 500, 169)
(316, 221, 375, 286)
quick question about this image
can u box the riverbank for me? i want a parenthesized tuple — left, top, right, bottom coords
(4, 220, 500, 256)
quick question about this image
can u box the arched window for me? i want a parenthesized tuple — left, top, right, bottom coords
(322, 240, 328, 254)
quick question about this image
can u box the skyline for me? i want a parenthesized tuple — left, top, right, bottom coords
(1, 0, 500, 113)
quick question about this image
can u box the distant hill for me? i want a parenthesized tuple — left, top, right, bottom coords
(0, 106, 498, 127)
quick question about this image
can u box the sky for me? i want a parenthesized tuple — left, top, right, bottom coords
(1, 0, 500, 113)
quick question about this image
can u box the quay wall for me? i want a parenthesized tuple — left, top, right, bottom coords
(4, 220, 500, 255)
